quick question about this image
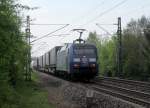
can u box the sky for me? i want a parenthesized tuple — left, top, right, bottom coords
(19, 0, 150, 57)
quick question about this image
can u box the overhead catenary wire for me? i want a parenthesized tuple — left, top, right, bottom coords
(95, 23, 117, 25)
(30, 23, 69, 26)
(71, 0, 106, 24)
(96, 23, 113, 36)
(122, 2, 150, 17)
(31, 43, 49, 54)
(31, 24, 69, 43)
(31, 34, 70, 39)
(31, 34, 70, 55)
(80, 0, 128, 27)
(47, 34, 70, 37)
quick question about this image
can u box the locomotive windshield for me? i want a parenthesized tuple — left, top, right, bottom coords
(74, 48, 95, 55)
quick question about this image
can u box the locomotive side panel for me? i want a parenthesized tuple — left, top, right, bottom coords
(45, 52, 50, 67)
(50, 48, 56, 67)
(43, 54, 46, 68)
(49, 46, 62, 68)
(56, 46, 68, 72)
(38, 56, 42, 68)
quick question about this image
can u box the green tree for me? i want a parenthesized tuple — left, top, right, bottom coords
(87, 32, 117, 76)
(122, 16, 150, 80)
(0, 0, 28, 107)
(87, 16, 150, 81)
(143, 25, 150, 80)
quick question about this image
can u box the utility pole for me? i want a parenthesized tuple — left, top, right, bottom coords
(25, 16, 31, 81)
(117, 17, 123, 78)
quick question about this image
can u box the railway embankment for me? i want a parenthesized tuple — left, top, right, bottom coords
(37, 71, 145, 108)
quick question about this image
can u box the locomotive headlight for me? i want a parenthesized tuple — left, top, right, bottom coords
(89, 58, 96, 62)
(90, 64, 96, 68)
(73, 58, 80, 62)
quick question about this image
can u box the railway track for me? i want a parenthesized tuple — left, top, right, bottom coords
(92, 85, 150, 107)
(38, 71, 150, 107)
(88, 77, 150, 107)
(95, 77, 150, 93)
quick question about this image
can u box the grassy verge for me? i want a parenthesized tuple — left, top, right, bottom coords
(4, 71, 56, 108)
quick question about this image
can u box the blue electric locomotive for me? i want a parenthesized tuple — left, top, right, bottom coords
(35, 39, 98, 80)
(56, 41, 98, 80)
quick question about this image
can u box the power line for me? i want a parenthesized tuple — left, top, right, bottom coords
(122, 3, 150, 17)
(49, 34, 70, 37)
(95, 23, 116, 25)
(32, 34, 70, 54)
(96, 23, 113, 36)
(30, 23, 69, 26)
(81, 0, 127, 26)
(31, 34, 70, 39)
(71, 0, 106, 23)
(31, 43, 49, 54)
(31, 24, 69, 43)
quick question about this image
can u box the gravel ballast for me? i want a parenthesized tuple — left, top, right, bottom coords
(37, 71, 145, 108)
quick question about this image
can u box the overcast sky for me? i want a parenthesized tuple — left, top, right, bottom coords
(20, 0, 150, 57)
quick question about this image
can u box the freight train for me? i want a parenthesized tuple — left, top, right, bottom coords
(34, 39, 98, 80)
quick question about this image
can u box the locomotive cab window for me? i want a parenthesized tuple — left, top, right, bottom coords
(74, 48, 95, 55)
